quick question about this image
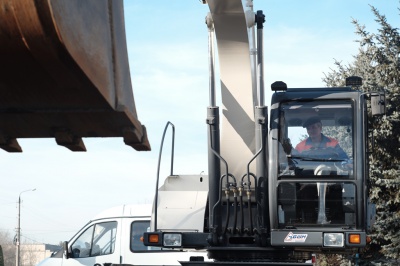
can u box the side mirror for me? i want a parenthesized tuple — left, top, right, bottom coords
(371, 92, 386, 116)
(63, 241, 70, 259)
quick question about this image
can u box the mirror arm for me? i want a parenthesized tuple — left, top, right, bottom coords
(63, 241, 70, 259)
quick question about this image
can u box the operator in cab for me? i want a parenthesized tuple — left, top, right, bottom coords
(281, 115, 353, 173)
(293, 116, 348, 159)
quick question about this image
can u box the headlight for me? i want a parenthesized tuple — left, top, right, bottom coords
(323, 233, 344, 247)
(163, 233, 182, 247)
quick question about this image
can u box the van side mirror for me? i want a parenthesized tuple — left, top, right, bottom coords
(371, 92, 386, 116)
(63, 241, 70, 259)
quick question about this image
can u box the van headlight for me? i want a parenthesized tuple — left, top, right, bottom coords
(323, 233, 344, 247)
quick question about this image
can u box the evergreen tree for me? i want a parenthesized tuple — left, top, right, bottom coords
(323, 5, 400, 261)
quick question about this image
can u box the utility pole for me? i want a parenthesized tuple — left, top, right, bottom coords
(15, 189, 36, 266)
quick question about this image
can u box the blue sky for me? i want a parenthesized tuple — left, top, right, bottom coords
(0, 0, 397, 245)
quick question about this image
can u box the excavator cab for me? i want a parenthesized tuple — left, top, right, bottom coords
(268, 85, 374, 251)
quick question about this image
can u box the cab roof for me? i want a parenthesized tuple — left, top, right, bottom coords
(91, 204, 152, 221)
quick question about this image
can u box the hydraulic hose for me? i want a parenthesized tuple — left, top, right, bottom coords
(248, 192, 253, 234)
(233, 187, 238, 234)
(223, 188, 230, 235)
(213, 173, 236, 237)
(239, 185, 244, 234)
(241, 173, 257, 235)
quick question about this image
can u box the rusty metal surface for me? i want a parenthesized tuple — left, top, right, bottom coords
(0, 0, 150, 151)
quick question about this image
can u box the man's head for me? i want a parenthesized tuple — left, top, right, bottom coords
(303, 116, 322, 140)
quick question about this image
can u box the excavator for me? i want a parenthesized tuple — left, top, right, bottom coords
(0, 0, 384, 265)
(142, 0, 385, 265)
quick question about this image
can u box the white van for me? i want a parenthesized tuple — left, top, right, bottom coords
(37, 204, 208, 266)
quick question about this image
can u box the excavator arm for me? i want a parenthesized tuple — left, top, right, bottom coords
(0, 0, 150, 152)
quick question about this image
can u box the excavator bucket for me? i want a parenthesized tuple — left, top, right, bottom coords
(0, 0, 150, 152)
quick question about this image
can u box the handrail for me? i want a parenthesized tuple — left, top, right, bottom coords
(154, 121, 175, 232)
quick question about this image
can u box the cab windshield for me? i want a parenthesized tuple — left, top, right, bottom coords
(278, 100, 354, 178)
(276, 100, 356, 227)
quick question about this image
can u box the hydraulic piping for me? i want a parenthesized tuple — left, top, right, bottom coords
(256, 10, 265, 107)
(206, 12, 222, 241)
(245, 0, 258, 107)
(239, 184, 245, 234)
(232, 185, 238, 234)
(206, 12, 216, 107)
(238, 9, 267, 236)
(241, 173, 258, 234)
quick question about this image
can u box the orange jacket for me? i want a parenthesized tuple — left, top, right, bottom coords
(295, 134, 339, 152)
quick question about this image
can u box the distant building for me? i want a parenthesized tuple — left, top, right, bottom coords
(20, 244, 61, 266)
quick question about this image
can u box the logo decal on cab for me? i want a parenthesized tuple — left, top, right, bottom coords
(284, 232, 308, 243)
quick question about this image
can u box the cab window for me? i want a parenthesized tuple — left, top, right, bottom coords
(276, 100, 356, 227)
(278, 100, 354, 178)
(131, 221, 166, 252)
(277, 182, 356, 227)
(131, 221, 148, 251)
(70, 221, 117, 258)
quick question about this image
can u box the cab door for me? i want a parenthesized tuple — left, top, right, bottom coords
(62, 219, 122, 266)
